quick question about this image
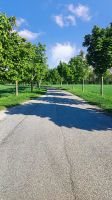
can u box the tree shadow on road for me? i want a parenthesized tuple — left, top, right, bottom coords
(5, 93, 112, 132)
(47, 91, 72, 97)
(42, 96, 86, 105)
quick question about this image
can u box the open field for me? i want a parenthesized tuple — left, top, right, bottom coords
(52, 84, 112, 114)
(0, 84, 46, 110)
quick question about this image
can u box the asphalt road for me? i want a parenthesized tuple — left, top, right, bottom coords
(0, 89, 112, 200)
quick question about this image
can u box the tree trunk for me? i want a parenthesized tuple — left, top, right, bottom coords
(16, 80, 19, 96)
(31, 81, 33, 92)
(82, 78, 85, 92)
(38, 80, 42, 89)
(38, 82, 40, 89)
(100, 76, 104, 96)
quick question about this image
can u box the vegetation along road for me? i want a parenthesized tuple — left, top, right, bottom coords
(0, 89, 112, 200)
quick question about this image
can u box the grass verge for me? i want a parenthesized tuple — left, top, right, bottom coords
(0, 85, 46, 110)
(53, 84, 112, 114)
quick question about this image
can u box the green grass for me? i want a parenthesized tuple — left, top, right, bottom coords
(0, 84, 46, 110)
(52, 84, 112, 114)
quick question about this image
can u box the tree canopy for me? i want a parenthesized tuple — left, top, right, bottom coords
(83, 23, 112, 95)
(83, 24, 112, 76)
(0, 13, 48, 95)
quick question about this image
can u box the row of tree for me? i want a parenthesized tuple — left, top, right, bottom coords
(46, 51, 112, 92)
(0, 13, 112, 96)
(46, 51, 89, 86)
(0, 13, 47, 95)
(46, 23, 112, 95)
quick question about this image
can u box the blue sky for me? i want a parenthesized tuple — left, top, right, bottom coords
(0, 0, 112, 67)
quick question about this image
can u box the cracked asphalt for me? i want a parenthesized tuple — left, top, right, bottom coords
(0, 89, 112, 200)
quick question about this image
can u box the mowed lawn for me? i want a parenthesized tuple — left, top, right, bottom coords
(57, 84, 112, 114)
(0, 84, 46, 110)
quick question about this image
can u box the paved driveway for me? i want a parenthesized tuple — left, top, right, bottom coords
(0, 89, 112, 200)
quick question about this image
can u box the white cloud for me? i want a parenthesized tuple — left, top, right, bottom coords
(54, 15, 64, 27)
(54, 14, 76, 27)
(65, 15, 76, 26)
(16, 18, 27, 27)
(68, 4, 91, 21)
(50, 42, 78, 67)
(18, 29, 41, 41)
(53, 3, 91, 27)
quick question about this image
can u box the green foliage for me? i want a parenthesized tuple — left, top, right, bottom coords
(47, 53, 90, 85)
(57, 61, 73, 84)
(0, 13, 16, 80)
(0, 13, 48, 95)
(46, 51, 90, 85)
(46, 68, 61, 84)
(34, 43, 48, 87)
(69, 54, 89, 83)
(83, 24, 112, 76)
(21, 42, 48, 90)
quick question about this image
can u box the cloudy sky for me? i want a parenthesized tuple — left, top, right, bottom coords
(0, 0, 112, 67)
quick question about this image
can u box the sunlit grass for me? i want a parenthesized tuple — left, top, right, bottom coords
(53, 84, 112, 114)
(0, 84, 46, 110)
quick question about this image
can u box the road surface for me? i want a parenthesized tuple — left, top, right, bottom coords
(0, 89, 112, 200)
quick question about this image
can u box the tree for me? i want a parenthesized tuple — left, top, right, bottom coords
(23, 43, 47, 92)
(34, 43, 47, 88)
(79, 51, 90, 92)
(0, 13, 29, 96)
(104, 70, 112, 84)
(87, 67, 97, 84)
(0, 13, 48, 95)
(83, 24, 112, 95)
(0, 13, 16, 83)
(69, 54, 89, 91)
(46, 68, 61, 84)
(7, 32, 28, 95)
(22, 43, 37, 92)
(57, 61, 73, 84)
